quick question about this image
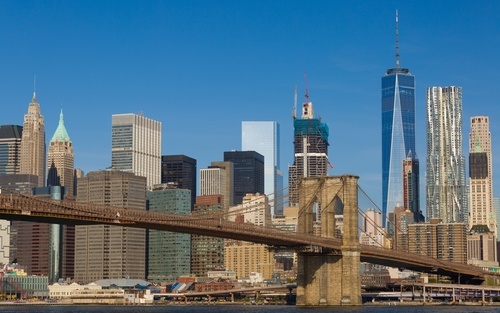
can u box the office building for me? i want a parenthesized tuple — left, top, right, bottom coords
(360, 209, 389, 248)
(225, 241, 274, 280)
(19, 92, 46, 187)
(75, 170, 147, 284)
(288, 100, 329, 207)
(200, 167, 227, 199)
(147, 185, 191, 283)
(191, 195, 225, 277)
(467, 225, 498, 267)
(426, 86, 467, 223)
(403, 152, 422, 221)
(382, 12, 416, 226)
(469, 116, 496, 238)
(0, 174, 38, 265)
(111, 113, 161, 189)
(0, 125, 23, 175)
(224, 151, 264, 205)
(225, 193, 274, 279)
(242, 121, 283, 216)
(15, 186, 65, 282)
(161, 155, 196, 210)
(205, 161, 234, 208)
(388, 206, 413, 252)
(227, 193, 271, 227)
(47, 110, 74, 197)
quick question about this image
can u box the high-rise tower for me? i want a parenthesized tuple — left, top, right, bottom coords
(426, 86, 467, 223)
(47, 110, 74, 196)
(382, 11, 416, 226)
(242, 121, 283, 217)
(0, 125, 23, 175)
(75, 169, 147, 284)
(223, 151, 264, 205)
(111, 113, 161, 189)
(288, 97, 329, 207)
(161, 155, 197, 210)
(20, 92, 46, 187)
(469, 116, 496, 238)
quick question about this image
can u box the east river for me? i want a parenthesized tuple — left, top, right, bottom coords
(1, 305, 500, 313)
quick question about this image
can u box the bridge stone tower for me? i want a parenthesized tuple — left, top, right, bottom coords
(296, 175, 361, 306)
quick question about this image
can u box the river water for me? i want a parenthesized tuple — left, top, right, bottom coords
(1, 305, 499, 313)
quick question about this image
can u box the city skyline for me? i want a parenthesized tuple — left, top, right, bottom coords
(1, 1, 500, 209)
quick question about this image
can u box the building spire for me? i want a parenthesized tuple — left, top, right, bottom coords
(395, 10, 400, 68)
(33, 74, 37, 100)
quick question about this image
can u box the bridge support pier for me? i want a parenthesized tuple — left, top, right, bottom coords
(296, 175, 361, 306)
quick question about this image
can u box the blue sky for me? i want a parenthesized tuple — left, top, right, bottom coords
(1, 1, 500, 210)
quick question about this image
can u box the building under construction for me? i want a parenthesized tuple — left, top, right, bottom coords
(288, 100, 329, 207)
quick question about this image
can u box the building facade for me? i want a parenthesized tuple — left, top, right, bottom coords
(191, 195, 225, 277)
(403, 152, 421, 222)
(47, 110, 74, 197)
(469, 116, 496, 238)
(161, 155, 197, 210)
(408, 220, 467, 264)
(242, 121, 283, 216)
(75, 170, 147, 284)
(227, 193, 271, 227)
(0, 125, 23, 175)
(426, 86, 467, 223)
(19, 93, 46, 187)
(146, 185, 191, 283)
(200, 167, 227, 198)
(288, 101, 329, 207)
(223, 151, 264, 205)
(0, 174, 38, 265)
(111, 113, 161, 189)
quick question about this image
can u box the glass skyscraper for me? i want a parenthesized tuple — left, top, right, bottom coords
(242, 121, 283, 216)
(381, 13, 416, 227)
(0, 125, 23, 175)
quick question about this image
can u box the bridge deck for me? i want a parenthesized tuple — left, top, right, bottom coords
(0, 193, 489, 282)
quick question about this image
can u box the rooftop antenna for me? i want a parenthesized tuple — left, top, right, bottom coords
(304, 72, 309, 102)
(292, 85, 297, 119)
(395, 10, 400, 68)
(33, 74, 36, 98)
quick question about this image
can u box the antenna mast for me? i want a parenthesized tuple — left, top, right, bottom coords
(292, 85, 297, 119)
(304, 72, 309, 102)
(395, 10, 400, 68)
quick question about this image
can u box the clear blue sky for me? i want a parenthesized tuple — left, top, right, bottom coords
(1, 1, 500, 210)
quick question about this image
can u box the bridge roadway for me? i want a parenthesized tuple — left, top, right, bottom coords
(0, 193, 487, 283)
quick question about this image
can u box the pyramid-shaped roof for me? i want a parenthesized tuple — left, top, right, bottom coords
(51, 109, 71, 143)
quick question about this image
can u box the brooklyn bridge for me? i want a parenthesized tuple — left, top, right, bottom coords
(0, 175, 495, 306)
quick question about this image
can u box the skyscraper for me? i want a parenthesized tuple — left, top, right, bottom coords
(161, 155, 197, 210)
(146, 185, 191, 283)
(191, 195, 225, 277)
(382, 12, 416, 226)
(47, 110, 74, 197)
(288, 101, 329, 207)
(403, 152, 421, 222)
(20, 92, 46, 187)
(426, 86, 467, 223)
(224, 151, 264, 205)
(0, 125, 23, 175)
(242, 121, 283, 216)
(469, 116, 496, 238)
(111, 113, 161, 189)
(75, 169, 147, 284)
